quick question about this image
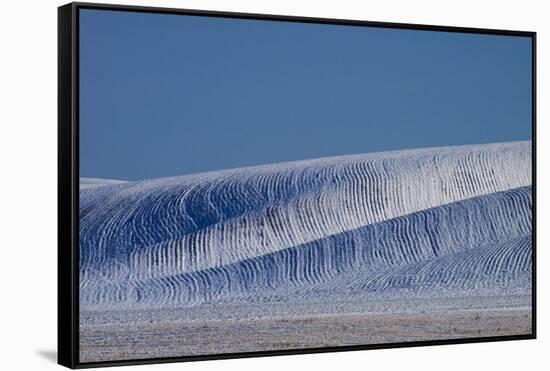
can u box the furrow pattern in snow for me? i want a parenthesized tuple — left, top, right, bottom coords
(80, 186, 532, 308)
(80, 141, 531, 280)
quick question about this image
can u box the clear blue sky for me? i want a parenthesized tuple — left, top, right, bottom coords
(79, 9, 532, 181)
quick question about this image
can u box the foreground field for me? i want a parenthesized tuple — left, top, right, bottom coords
(80, 296, 531, 362)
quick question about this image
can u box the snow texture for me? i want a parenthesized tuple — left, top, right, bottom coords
(79, 141, 532, 311)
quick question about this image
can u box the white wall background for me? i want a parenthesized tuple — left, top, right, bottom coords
(0, 0, 546, 369)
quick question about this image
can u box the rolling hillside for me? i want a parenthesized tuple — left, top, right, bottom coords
(79, 141, 532, 310)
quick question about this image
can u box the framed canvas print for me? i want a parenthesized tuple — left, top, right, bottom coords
(58, 2, 536, 368)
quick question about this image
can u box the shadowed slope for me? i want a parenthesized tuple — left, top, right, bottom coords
(80, 141, 531, 281)
(80, 186, 532, 307)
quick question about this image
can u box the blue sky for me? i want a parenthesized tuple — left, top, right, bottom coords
(79, 9, 532, 181)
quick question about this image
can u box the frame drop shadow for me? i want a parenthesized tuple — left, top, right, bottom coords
(36, 350, 57, 363)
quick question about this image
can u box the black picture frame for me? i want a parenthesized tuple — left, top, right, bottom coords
(58, 2, 537, 368)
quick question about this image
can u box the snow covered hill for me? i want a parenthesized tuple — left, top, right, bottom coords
(79, 141, 532, 310)
(80, 178, 127, 189)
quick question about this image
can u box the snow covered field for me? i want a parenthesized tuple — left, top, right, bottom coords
(79, 141, 532, 362)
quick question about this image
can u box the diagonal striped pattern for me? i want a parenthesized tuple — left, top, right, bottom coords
(79, 141, 532, 310)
